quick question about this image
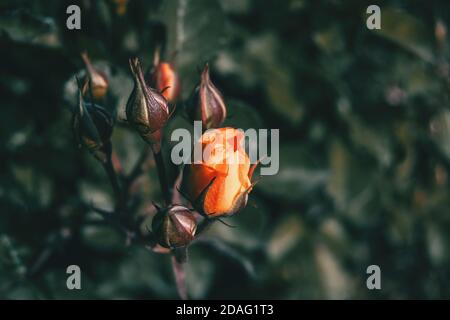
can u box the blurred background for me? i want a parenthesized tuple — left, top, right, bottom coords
(1, 0, 450, 299)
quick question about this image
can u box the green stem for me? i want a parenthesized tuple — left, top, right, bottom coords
(103, 158, 123, 208)
(152, 149, 171, 205)
(171, 254, 187, 300)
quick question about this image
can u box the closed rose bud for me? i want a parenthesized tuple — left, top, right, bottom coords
(72, 89, 114, 163)
(152, 205, 197, 248)
(81, 52, 109, 100)
(189, 63, 227, 129)
(149, 49, 180, 102)
(126, 58, 170, 152)
(182, 128, 255, 217)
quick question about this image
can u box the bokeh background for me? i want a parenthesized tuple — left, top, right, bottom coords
(1, 0, 450, 299)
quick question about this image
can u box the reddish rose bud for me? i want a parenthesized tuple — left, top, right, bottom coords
(149, 49, 180, 102)
(81, 52, 109, 100)
(152, 205, 197, 249)
(72, 89, 113, 163)
(126, 58, 170, 153)
(189, 63, 227, 129)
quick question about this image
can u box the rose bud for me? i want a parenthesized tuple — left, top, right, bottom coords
(148, 48, 180, 102)
(189, 63, 227, 129)
(182, 128, 256, 217)
(126, 58, 170, 153)
(72, 89, 114, 163)
(152, 205, 197, 249)
(81, 52, 109, 100)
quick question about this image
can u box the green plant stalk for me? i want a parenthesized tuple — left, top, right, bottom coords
(153, 145, 188, 299)
(125, 146, 151, 189)
(171, 254, 187, 300)
(152, 148, 171, 205)
(150, 138, 186, 299)
(103, 157, 123, 209)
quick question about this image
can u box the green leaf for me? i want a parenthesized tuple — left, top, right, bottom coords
(257, 144, 329, 201)
(341, 109, 394, 168)
(159, 0, 228, 94)
(314, 242, 353, 299)
(185, 245, 215, 299)
(430, 110, 450, 161)
(204, 196, 270, 250)
(246, 34, 304, 125)
(81, 225, 125, 252)
(371, 7, 434, 63)
(326, 140, 378, 224)
(104, 248, 173, 298)
(266, 214, 304, 262)
(0, 9, 60, 47)
(223, 99, 264, 130)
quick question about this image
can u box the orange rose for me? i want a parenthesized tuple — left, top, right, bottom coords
(182, 127, 254, 217)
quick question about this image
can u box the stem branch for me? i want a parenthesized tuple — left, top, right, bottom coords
(125, 147, 151, 189)
(152, 149, 171, 205)
(171, 255, 187, 300)
(103, 157, 123, 208)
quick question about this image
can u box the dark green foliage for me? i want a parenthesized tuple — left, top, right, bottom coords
(1, 0, 450, 299)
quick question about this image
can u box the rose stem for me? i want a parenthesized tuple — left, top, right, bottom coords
(103, 156, 123, 208)
(152, 143, 185, 298)
(152, 148, 171, 205)
(171, 255, 187, 300)
(125, 147, 151, 187)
